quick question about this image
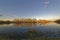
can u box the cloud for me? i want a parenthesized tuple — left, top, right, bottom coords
(44, 0, 50, 8)
(44, 1, 49, 4)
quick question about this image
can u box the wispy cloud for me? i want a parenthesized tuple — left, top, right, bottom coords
(44, 0, 50, 8)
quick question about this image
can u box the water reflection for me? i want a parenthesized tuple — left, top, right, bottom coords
(0, 22, 56, 27)
(0, 28, 60, 40)
(13, 23, 37, 26)
(0, 22, 60, 40)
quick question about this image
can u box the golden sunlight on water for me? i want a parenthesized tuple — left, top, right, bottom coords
(0, 22, 60, 27)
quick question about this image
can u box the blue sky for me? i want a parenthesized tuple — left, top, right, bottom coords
(0, 0, 60, 20)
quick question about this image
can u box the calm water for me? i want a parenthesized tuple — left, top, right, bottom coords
(0, 23, 60, 33)
(0, 23, 60, 39)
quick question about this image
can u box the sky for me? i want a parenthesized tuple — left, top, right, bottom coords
(0, 0, 60, 20)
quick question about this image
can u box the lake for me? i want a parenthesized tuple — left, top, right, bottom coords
(0, 22, 60, 40)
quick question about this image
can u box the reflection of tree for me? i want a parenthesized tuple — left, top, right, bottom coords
(13, 23, 37, 26)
